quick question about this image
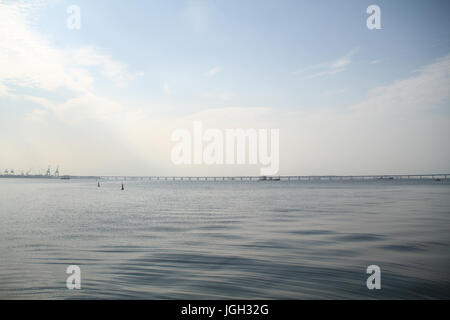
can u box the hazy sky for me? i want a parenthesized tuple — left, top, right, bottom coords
(1, 0, 449, 176)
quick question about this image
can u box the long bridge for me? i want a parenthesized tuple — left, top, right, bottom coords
(98, 174, 449, 181)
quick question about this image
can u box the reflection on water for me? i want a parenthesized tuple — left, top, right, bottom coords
(0, 179, 449, 299)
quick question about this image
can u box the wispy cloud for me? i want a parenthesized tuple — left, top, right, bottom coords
(25, 92, 122, 124)
(0, 81, 10, 97)
(205, 66, 222, 77)
(324, 88, 347, 96)
(71, 47, 134, 86)
(0, 1, 134, 96)
(163, 82, 171, 95)
(0, 0, 140, 137)
(294, 48, 358, 79)
(25, 108, 48, 123)
(202, 91, 235, 103)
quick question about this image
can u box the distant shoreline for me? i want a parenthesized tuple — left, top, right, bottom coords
(1, 174, 448, 181)
(0, 175, 99, 180)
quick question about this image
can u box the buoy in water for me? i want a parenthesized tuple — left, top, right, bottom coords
(98, 181, 100, 187)
(121, 183, 124, 190)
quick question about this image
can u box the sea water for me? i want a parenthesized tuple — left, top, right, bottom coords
(0, 178, 449, 299)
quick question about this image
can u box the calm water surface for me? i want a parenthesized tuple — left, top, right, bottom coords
(0, 178, 449, 299)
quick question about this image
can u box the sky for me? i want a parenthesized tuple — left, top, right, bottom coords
(0, 0, 449, 176)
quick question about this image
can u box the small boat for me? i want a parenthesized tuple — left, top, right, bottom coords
(60, 175, 70, 180)
(258, 176, 280, 181)
(378, 176, 394, 180)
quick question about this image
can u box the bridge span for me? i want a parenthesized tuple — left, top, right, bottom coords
(98, 174, 449, 182)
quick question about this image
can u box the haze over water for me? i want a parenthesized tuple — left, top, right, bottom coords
(0, 178, 449, 299)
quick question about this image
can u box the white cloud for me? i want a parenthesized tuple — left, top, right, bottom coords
(26, 93, 123, 124)
(353, 54, 450, 114)
(324, 88, 347, 96)
(205, 66, 222, 77)
(218, 92, 234, 102)
(0, 1, 133, 95)
(0, 82, 11, 97)
(71, 47, 133, 85)
(331, 48, 358, 69)
(0, 2, 80, 91)
(304, 68, 345, 79)
(202, 91, 235, 103)
(25, 108, 48, 122)
(294, 48, 358, 79)
(283, 54, 450, 174)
